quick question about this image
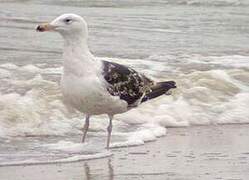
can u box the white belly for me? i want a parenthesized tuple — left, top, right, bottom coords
(61, 73, 128, 115)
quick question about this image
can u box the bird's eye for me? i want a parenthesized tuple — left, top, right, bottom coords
(64, 18, 72, 24)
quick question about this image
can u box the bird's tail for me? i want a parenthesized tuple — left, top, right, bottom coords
(141, 81, 176, 103)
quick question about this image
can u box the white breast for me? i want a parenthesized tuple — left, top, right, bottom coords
(61, 68, 128, 115)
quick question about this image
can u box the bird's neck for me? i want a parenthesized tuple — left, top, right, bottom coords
(63, 33, 91, 55)
(63, 34, 99, 76)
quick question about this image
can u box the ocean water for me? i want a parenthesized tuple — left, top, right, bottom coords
(0, 0, 249, 165)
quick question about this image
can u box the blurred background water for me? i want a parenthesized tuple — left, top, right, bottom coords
(0, 0, 249, 165)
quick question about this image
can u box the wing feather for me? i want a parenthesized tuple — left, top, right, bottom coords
(102, 61, 153, 106)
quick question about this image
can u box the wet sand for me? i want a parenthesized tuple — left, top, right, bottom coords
(0, 124, 249, 180)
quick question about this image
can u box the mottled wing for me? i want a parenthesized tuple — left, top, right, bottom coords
(102, 61, 154, 107)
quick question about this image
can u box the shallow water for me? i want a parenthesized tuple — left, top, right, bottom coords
(1, 125, 249, 180)
(0, 0, 249, 165)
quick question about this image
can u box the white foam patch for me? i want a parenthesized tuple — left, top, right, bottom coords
(111, 139, 145, 148)
(128, 125, 165, 142)
(154, 115, 189, 127)
(0, 69, 11, 78)
(0, 73, 81, 137)
(111, 124, 166, 148)
(186, 55, 249, 69)
(0, 151, 112, 167)
(19, 65, 41, 73)
(217, 93, 249, 124)
(43, 140, 88, 153)
(0, 63, 18, 70)
(41, 67, 62, 75)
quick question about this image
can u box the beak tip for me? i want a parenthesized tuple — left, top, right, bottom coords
(36, 25, 44, 32)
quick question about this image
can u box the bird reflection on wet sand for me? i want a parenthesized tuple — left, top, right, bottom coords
(83, 159, 114, 180)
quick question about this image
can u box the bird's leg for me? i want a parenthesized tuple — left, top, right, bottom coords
(81, 114, 90, 143)
(106, 115, 113, 149)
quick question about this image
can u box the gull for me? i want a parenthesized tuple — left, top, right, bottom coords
(36, 14, 176, 149)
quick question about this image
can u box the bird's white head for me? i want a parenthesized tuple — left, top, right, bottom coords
(37, 14, 88, 42)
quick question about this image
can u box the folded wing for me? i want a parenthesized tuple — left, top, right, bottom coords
(102, 61, 176, 107)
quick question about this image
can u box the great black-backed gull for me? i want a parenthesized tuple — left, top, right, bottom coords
(36, 14, 176, 149)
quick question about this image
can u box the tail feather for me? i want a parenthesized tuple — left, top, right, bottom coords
(141, 81, 176, 103)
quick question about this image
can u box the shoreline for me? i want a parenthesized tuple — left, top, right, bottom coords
(1, 124, 249, 180)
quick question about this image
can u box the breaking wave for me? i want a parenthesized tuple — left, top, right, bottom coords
(0, 55, 249, 139)
(0, 54, 248, 165)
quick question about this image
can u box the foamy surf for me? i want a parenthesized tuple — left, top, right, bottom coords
(0, 138, 113, 167)
(0, 54, 249, 165)
(0, 151, 112, 167)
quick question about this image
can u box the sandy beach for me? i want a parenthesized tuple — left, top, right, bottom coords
(1, 124, 248, 180)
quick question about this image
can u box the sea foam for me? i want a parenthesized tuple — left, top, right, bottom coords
(0, 54, 248, 164)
